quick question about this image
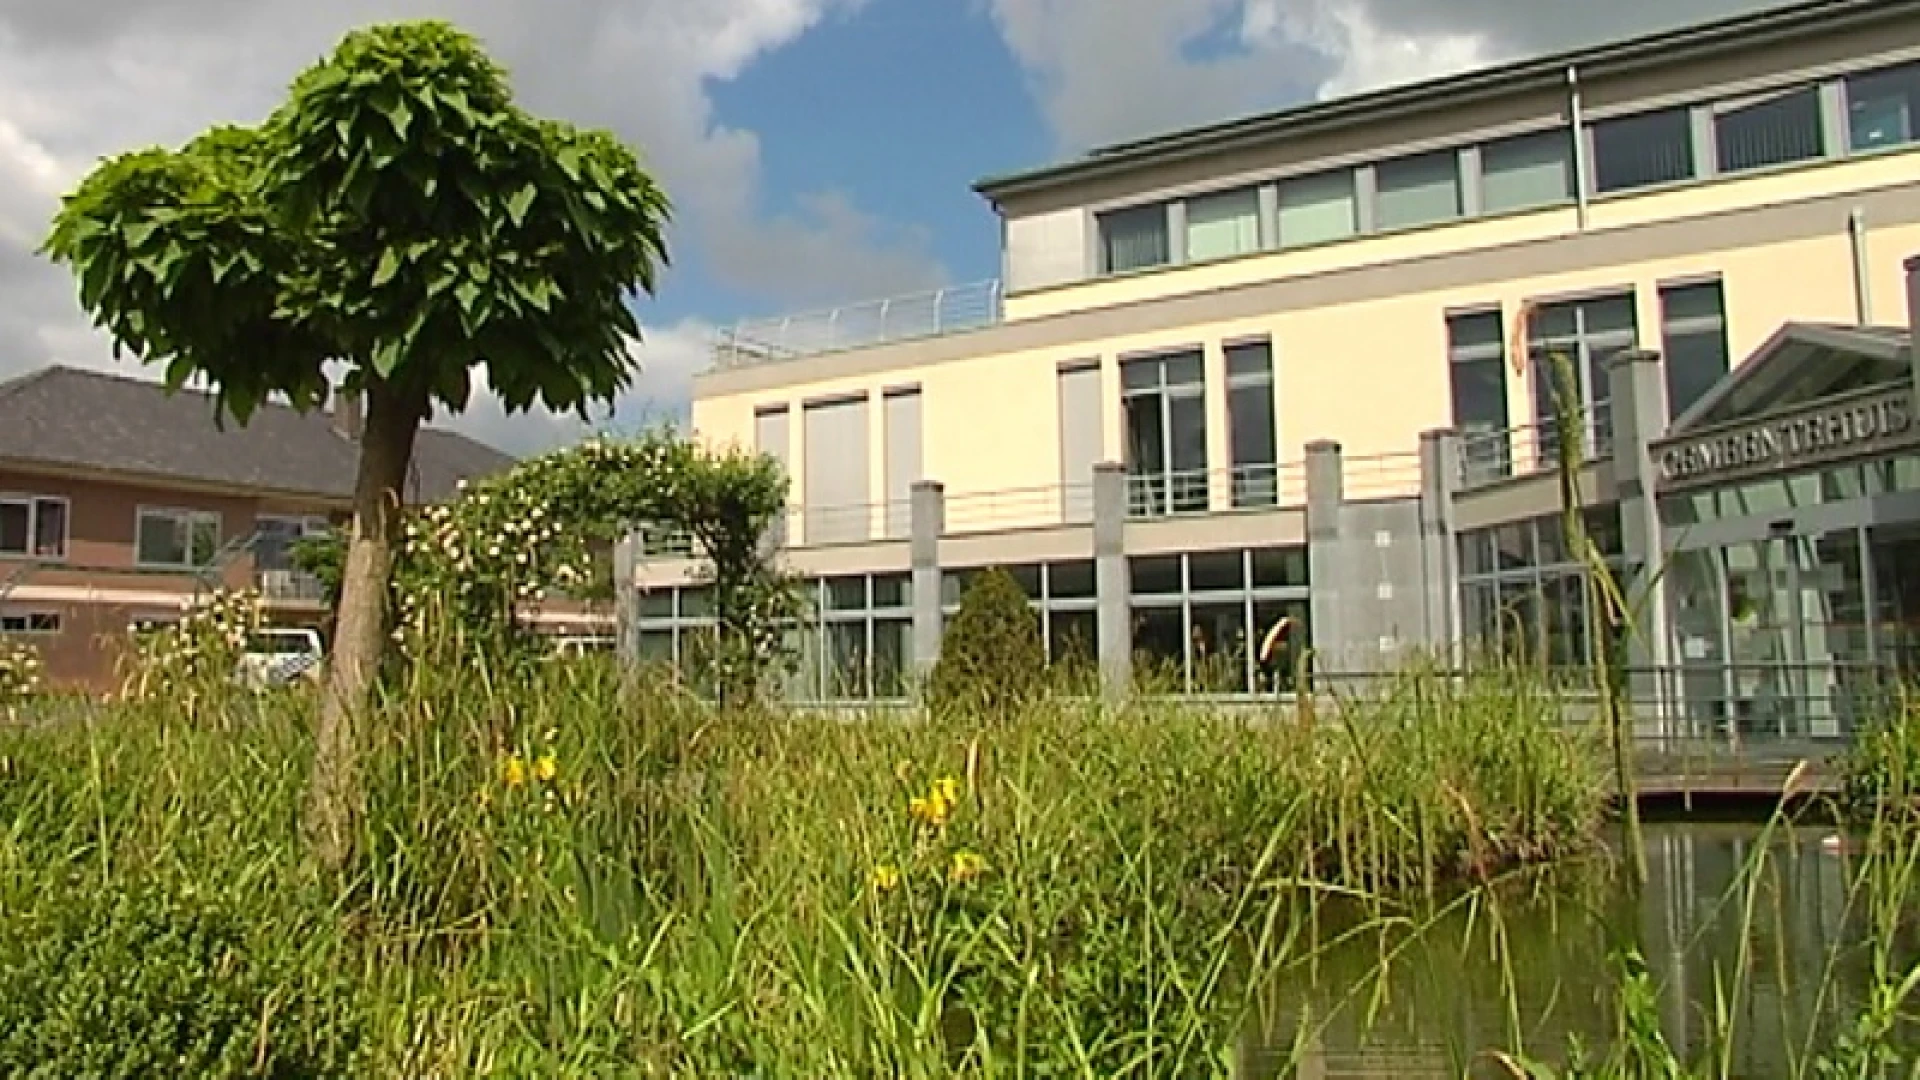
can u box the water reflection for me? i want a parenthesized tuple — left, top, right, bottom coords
(1244, 822, 1912, 1078)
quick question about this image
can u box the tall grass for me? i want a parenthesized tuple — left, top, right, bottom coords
(0, 649, 1609, 1076)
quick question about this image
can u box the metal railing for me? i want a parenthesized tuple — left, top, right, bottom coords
(254, 569, 328, 604)
(1341, 452, 1423, 501)
(713, 280, 1005, 368)
(1457, 402, 1613, 490)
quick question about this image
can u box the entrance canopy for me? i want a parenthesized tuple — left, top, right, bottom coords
(1652, 323, 1915, 494)
(1672, 323, 1911, 433)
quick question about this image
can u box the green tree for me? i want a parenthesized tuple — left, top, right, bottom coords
(927, 567, 1047, 720)
(42, 21, 671, 871)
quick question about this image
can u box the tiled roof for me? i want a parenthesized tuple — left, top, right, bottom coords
(0, 365, 515, 503)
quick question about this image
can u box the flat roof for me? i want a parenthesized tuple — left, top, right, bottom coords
(973, 0, 1917, 205)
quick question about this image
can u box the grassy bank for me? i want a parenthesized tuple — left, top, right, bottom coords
(0, 657, 1608, 1076)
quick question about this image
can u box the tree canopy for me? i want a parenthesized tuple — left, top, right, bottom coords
(43, 20, 669, 425)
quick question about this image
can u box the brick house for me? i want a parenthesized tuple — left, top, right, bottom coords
(0, 365, 602, 692)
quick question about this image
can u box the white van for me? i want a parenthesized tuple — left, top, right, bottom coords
(237, 627, 326, 689)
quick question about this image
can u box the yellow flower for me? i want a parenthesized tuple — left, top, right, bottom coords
(948, 850, 988, 885)
(932, 776, 962, 807)
(501, 754, 528, 788)
(534, 754, 558, 783)
(868, 864, 901, 894)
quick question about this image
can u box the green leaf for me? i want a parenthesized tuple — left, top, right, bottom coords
(454, 280, 481, 317)
(372, 338, 404, 378)
(123, 220, 160, 251)
(506, 183, 536, 227)
(372, 248, 402, 289)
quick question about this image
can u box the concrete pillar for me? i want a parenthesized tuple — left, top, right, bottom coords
(910, 480, 945, 679)
(1305, 440, 1346, 675)
(612, 532, 639, 669)
(1418, 429, 1463, 666)
(1906, 254, 1920, 400)
(1092, 462, 1131, 700)
(1607, 349, 1672, 736)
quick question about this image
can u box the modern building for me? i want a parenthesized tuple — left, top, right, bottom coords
(625, 0, 1920, 737)
(0, 366, 593, 691)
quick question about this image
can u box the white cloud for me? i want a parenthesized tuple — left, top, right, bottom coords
(986, 0, 1796, 152)
(0, 0, 946, 452)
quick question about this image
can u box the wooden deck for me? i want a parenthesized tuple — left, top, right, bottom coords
(1630, 740, 1845, 803)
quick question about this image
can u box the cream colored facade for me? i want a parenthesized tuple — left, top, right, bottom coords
(691, 1, 1920, 551)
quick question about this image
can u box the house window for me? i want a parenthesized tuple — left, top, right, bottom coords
(1375, 151, 1461, 230)
(1661, 280, 1730, 421)
(0, 612, 60, 634)
(136, 508, 222, 568)
(1847, 61, 1920, 152)
(0, 497, 68, 559)
(1714, 87, 1824, 174)
(1099, 204, 1170, 273)
(1448, 310, 1511, 483)
(1184, 187, 1260, 261)
(1527, 293, 1639, 461)
(1481, 130, 1574, 213)
(1226, 340, 1278, 508)
(1121, 350, 1209, 516)
(1276, 169, 1357, 247)
(253, 515, 331, 572)
(1591, 108, 1695, 193)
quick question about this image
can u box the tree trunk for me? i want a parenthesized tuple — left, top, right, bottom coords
(306, 377, 428, 874)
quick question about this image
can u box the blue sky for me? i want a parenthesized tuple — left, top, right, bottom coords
(0, 0, 1788, 453)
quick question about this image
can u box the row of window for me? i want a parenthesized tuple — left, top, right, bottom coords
(634, 546, 1313, 700)
(1447, 279, 1731, 481)
(1096, 59, 1920, 277)
(1459, 511, 1629, 669)
(0, 496, 328, 571)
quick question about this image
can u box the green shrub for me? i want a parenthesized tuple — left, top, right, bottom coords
(0, 881, 364, 1078)
(927, 567, 1046, 718)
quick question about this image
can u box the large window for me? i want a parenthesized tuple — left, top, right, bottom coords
(1129, 547, 1310, 695)
(1226, 340, 1278, 508)
(1459, 510, 1624, 670)
(1481, 130, 1574, 213)
(1276, 170, 1357, 247)
(1526, 292, 1638, 461)
(1846, 61, 1920, 152)
(818, 574, 912, 700)
(1099, 204, 1170, 273)
(1122, 350, 1209, 516)
(1661, 280, 1730, 421)
(1185, 187, 1260, 261)
(135, 508, 221, 569)
(1591, 108, 1695, 194)
(0, 496, 68, 559)
(1714, 87, 1825, 174)
(1375, 151, 1461, 231)
(1448, 310, 1511, 483)
(944, 561, 1100, 681)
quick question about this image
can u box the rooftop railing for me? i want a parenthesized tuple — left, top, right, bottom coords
(712, 280, 1005, 369)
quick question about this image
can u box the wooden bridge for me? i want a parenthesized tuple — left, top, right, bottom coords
(1630, 737, 1845, 807)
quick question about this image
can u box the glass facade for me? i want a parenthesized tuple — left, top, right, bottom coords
(1128, 547, 1311, 695)
(1661, 455, 1920, 740)
(1459, 510, 1625, 671)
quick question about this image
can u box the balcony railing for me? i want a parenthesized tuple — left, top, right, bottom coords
(713, 280, 1004, 369)
(1457, 402, 1614, 490)
(255, 569, 328, 604)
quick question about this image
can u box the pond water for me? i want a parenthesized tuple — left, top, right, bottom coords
(1242, 821, 1918, 1078)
